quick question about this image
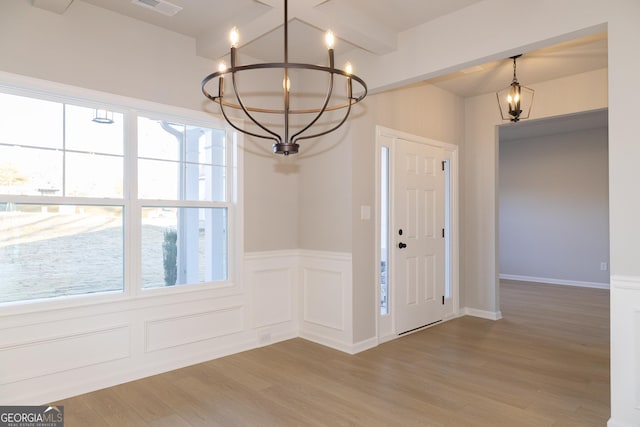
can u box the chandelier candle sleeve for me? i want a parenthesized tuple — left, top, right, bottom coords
(201, 0, 367, 155)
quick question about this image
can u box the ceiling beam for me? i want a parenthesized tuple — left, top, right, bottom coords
(31, 0, 74, 14)
(197, 4, 284, 60)
(196, 0, 396, 60)
(295, 0, 397, 55)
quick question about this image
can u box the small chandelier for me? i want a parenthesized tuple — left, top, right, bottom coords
(201, 0, 367, 155)
(92, 108, 114, 124)
(496, 55, 534, 122)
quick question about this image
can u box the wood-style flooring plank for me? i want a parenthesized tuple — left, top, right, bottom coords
(53, 280, 610, 426)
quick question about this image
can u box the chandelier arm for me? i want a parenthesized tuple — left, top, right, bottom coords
(290, 72, 335, 142)
(217, 99, 354, 114)
(292, 97, 352, 145)
(230, 70, 283, 142)
(202, 63, 367, 113)
(218, 97, 281, 144)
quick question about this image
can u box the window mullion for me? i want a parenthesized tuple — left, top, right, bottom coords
(124, 110, 141, 297)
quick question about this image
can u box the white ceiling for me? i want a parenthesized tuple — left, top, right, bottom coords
(47, 0, 608, 98)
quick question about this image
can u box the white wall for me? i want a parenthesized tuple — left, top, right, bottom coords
(499, 125, 609, 287)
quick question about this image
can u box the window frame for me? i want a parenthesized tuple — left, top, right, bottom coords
(0, 74, 241, 312)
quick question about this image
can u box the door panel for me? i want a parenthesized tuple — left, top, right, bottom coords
(394, 139, 445, 334)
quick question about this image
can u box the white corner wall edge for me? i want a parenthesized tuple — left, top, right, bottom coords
(248, 249, 378, 355)
(462, 307, 503, 321)
(500, 274, 610, 289)
(608, 275, 640, 427)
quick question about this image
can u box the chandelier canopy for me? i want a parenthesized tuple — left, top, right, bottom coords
(201, 0, 367, 155)
(496, 55, 534, 123)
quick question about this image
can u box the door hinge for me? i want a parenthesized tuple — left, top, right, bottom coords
(442, 160, 445, 171)
(442, 295, 445, 305)
(442, 228, 445, 238)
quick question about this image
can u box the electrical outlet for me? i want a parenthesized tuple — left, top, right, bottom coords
(600, 262, 608, 271)
(258, 332, 271, 345)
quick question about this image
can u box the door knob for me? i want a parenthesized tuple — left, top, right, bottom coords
(398, 242, 407, 249)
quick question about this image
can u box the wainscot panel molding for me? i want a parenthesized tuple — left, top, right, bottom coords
(0, 325, 130, 385)
(1, 250, 366, 405)
(608, 275, 640, 427)
(244, 250, 299, 345)
(298, 250, 355, 352)
(144, 306, 244, 353)
(500, 273, 610, 289)
(0, 285, 258, 405)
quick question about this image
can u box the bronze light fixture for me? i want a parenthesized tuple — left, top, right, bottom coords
(201, 0, 367, 155)
(496, 55, 534, 122)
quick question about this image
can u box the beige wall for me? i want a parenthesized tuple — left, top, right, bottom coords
(348, 83, 465, 342)
(243, 144, 300, 251)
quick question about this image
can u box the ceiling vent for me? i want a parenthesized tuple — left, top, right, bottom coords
(131, 0, 182, 16)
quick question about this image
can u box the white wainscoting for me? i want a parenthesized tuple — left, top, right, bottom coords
(0, 325, 130, 385)
(0, 250, 361, 405)
(144, 306, 244, 353)
(608, 275, 640, 427)
(244, 250, 299, 345)
(0, 288, 262, 405)
(298, 250, 358, 353)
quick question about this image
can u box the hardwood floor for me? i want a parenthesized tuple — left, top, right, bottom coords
(54, 281, 610, 426)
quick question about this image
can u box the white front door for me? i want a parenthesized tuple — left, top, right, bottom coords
(393, 138, 446, 334)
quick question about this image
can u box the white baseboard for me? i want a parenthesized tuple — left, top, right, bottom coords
(608, 417, 637, 427)
(462, 307, 503, 321)
(298, 330, 354, 354)
(350, 337, 379, 354)
(298, 331, 377, 355)
(500, 274, 609, 290)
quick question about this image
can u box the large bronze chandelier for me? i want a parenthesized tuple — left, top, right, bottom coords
(201, 0, 367, 155)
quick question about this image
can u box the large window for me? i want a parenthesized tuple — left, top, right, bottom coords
(0, 89, 235, 305)
(138, 117, 228, 288)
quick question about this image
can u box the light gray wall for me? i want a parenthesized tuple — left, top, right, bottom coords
(499, 125, 609, 285)
(463, 68, 608, 312)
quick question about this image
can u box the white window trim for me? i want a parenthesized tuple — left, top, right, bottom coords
(0, 71, 244, 315)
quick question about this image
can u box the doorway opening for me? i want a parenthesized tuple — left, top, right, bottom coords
(497, 109, 610, 290)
